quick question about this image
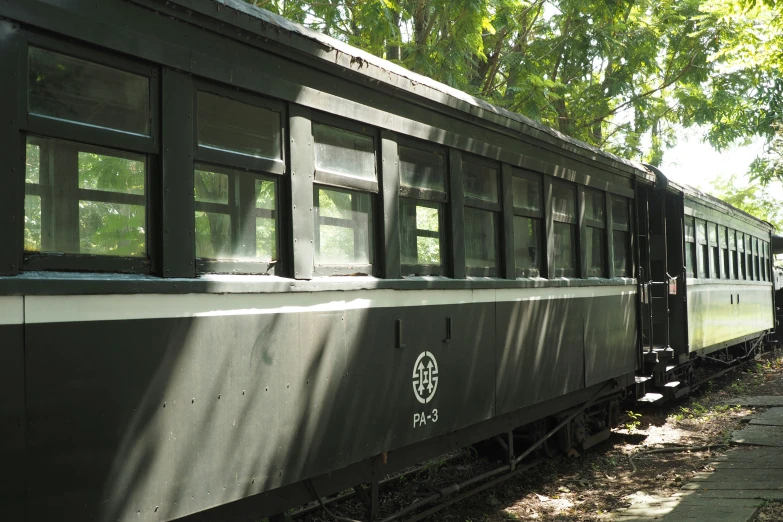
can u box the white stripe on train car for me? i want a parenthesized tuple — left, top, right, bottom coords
(24, 285, 636, 324)
(0, 296, 24, 325)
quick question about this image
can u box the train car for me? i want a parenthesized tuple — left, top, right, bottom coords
(636, 168, 775, 397)
(0, 1, 649, 521)
(0, 2, 775, 522)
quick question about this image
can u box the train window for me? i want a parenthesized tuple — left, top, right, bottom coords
(512, 171, 543, 277)
(399, 145, 446, 194)
(718, 225, 728, 279)
(764, 242, 770, 281)
(612, 196, 631, 277)
(398, 143, 447, 276)
(552, 181, 578, 277)
(197, 92, 282, 160)
(684, 217, 696, 278)
(313, 123, 376, 182)
(400, 200, 446, 275)
(24, 135, 146, 257)
(193, 165, 277, 264)
(28, 47, 150, 135)
(746, 235, 754, 280)
(194, 88, 283, 273)
(708, 223, 719, 278)
(738, 232, 747, 279)
(584, 189, 606, 277)
(314, 187, 373, 268)
(753, 238, 760, 281)
(463, 158, 501, 276)
(729, 230, 738, 279)
(463, 161, 499, 204)
(512, 176, 541, 213)
(696, 220, 708, 278)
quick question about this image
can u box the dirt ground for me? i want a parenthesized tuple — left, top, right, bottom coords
(296, 350, 783, 522)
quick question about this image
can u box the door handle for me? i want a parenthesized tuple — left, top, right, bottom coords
(444, 316, 452, 343)
(396, 319, 407, 349)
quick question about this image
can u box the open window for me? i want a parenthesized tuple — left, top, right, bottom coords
(194, 87, 283, 274)
(462, 156, 501, 277)
(511, 169, 543, 278)
(398, 140, 448, 276)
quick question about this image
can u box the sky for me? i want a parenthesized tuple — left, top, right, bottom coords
(658, 127, 783, 200)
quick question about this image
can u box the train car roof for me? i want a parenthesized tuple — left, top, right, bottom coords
(645, 164, 775, 232)
(151, 0, 655, 183)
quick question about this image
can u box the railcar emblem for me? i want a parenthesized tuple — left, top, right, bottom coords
(412, 351, 439, 404)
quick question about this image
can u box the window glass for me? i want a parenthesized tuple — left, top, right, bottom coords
(586, 226, 606, 277)
(194, 170, 229, 204)
(511, 176, 541, 212)
(553, 222, 577, 277)
(28, 47, 150, 135)
(613, 230, 631, 278)
(314, 187, 372, 265)
(400, 198, 444, 271)
(399, 146, 445, 193)
(552, 183, 576, 222)
(514, 216, 540, 277)
(708, 224, 719, 278)
(585, 190, 605, 223)
(464, 207, 498, 270)
(256, 180, 275, 210)
(612, 196, 629, 227)
(685, 241, 697, 278)
(313, 123, 375, 181)
(197, 92, 281, 160)
(194, 165, 277, 263)
(684, 218, 695, 243)
(463, 161, 498, 203)
(195, 211, 231, 259)
(718, 226, 728, 248)
(24, 136, 146, 257)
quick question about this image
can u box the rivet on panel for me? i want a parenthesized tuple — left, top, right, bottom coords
(191, 398, 195, 404)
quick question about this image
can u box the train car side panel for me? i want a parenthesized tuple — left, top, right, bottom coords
(584, 291, 638, 386)
(687, 283, 774, 352)
(0, 297, 25, 522)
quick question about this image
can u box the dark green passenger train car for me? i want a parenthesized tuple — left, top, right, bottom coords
(0, 1, 774, 522)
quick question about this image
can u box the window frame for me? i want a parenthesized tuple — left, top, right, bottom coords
(610, 194, 632, 278)
(684, 216, 697, 279)
(195, 83, 286, 176)
(311, 112, 379, 194)
(581, 187, 608, 278)
(549, 178, 579, 278)
(462, 154, 502, 277)
(313, 184, 375, 276)
(397, 137, 449, 276)
(192, 80, 286, 275)
(728, 229, 738, 279)
(20, 34, 159, 274)
(511, 168, 544, 278)
(696, 219, 709, 279)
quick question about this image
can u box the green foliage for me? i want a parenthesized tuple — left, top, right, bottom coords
(625, 410, 642, 432)
(708, 173, 783, 232)
(244, 0, 783, 180)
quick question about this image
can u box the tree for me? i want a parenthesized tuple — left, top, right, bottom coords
(709, 173, 783, 232)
